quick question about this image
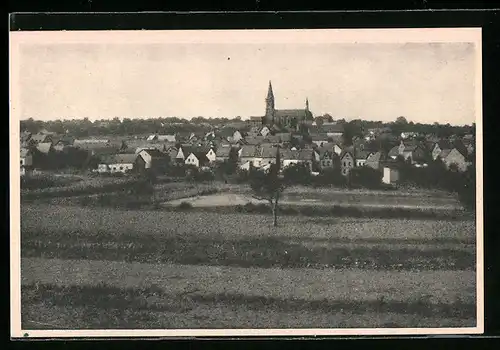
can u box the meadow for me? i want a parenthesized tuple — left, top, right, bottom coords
(20, 203, 477, 329)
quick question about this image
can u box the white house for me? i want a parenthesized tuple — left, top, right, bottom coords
(98, 154, 145, 174)
(185, 152, 210, 168)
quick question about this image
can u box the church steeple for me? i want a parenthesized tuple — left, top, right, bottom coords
(305, 97, 309, 112)
(265, 80, 275, 125)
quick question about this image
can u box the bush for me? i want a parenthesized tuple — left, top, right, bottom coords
(349, 167, 383, 189)
(177, 202, 193, 210)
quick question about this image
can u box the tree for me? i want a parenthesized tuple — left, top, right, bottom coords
(249, 146, 285, 227)
(314, 116, 324, 127)
(396, 116, 408, 125)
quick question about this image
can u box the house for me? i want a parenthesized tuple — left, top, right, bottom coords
(174, 145, 193, 162)
(431, 140, 453, 160)
(311, 133, 330, 147)
(147, 134, 177, 143)
(389, 141, 428, 164)
(239, 145, 260, 166)
(317, 148, 337, 170)
(340, 151, 355, 176)
(439, 148, 469, 172)
(259, 144, 282, 167)
(97, 153, 145, 174)
(185, 151, 210, 168)
(260, 126, 271, 137)
(205, 147, 217, 163)
(137, 149, 169, 171)
(382, 166, 400, 185)
(354, 150, 370, 167)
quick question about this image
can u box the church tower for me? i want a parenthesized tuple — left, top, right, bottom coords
(305, 98, 309, 112)
(265, 81, 275, 125)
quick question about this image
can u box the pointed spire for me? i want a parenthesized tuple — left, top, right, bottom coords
(267, 80, 274, 100)
(305, 97, 309, 111)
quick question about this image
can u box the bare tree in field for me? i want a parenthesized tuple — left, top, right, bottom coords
(249, 145, 285, 227)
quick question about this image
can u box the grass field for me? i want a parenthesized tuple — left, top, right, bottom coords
(20, 203, 477, 329)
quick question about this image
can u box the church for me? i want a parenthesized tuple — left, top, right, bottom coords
(260, 81, 313, 130)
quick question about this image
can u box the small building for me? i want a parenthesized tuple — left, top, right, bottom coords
(382, 166, 400, 185)
(98, 154, 146, 174)
(137, 148, 169, 171)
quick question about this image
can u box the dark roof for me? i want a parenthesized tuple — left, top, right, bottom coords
(189, 151, 209, 163)
(275, 109, 312, 120)
(101, 153, 138, 164)
(249, 116, 263, 121)
(139, 148, 166, 158)
(216, 147, 232, 157)
(388, 146, 401, 157)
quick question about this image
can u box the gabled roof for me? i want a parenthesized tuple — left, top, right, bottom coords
(139, 148, 166, 158)
(187, 151, 209, 163)
(439, 149, 453, 159)
(259, 144, 280, 158)
(340, 148, 355, 160)
(366, 151, 382, 163)
(36, 142, 53, 154)
(355, 150, 370, 160)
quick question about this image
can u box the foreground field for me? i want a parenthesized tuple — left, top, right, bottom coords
(21, 258, 476, 329)
(20, 204, 477, 329)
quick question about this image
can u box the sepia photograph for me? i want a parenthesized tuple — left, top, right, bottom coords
(10, 28, 483, 337)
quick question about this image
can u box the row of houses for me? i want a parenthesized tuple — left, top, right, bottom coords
(20, 125, 474, 181)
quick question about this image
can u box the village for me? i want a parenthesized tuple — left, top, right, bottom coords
(20, 82, 475, 191)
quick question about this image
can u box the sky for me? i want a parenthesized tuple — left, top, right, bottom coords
(17, 40, 477, 125)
